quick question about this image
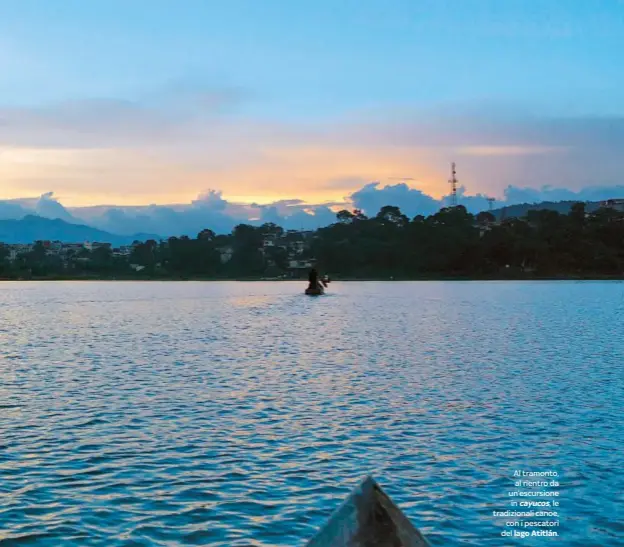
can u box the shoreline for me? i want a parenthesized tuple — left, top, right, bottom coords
(1, 275, 623, 282)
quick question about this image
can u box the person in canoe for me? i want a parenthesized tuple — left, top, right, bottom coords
(308, 267, 320, 289)
(307, 268, 328, 292)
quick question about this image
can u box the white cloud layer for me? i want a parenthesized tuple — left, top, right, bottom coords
(3, 181, 624, 239)
(2, 86, 624, 235)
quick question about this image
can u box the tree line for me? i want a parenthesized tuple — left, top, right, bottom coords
(312, 203, 624, 277)
(1, 202, 623, 279)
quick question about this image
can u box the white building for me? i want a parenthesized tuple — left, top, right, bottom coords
(288, 241, 305, 254)
(288, 259, 314, 269)
(218, 246, 234, 264)
(600, 199, 624, 212)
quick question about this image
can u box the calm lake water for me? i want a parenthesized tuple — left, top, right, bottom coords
(1, 281, 622, 546)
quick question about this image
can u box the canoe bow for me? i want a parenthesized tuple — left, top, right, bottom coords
(305, 476, 431, 547)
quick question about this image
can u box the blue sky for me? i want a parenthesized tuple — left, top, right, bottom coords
(0, 0, 623, 207)
(3, 0, 623, 115)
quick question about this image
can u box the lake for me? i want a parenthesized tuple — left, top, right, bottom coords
(1, 281, 622, 546)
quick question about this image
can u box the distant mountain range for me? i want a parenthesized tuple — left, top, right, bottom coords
(0, 199, 614, 245)
(490, 200, 607, 220)
(0, 216, 160, 245)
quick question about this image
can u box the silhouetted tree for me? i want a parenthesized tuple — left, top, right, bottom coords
(2, 201, 623, 279)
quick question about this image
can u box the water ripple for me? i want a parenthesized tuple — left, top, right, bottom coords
(1, 281, 623, 546)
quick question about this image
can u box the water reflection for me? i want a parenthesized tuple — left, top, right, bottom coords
(0, 281, 622, 546)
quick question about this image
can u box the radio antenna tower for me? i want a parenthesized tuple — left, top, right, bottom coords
(448, 162, 458, 207)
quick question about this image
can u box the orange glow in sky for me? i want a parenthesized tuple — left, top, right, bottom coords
(0, 144, 451, 207)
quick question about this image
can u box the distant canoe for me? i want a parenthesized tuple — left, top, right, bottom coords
(305, 476, 430, 547)
(305, 285, 325, 296)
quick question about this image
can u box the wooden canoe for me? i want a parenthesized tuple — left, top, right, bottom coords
(305, 285, 325, 296)
(305, 476, 430, 547)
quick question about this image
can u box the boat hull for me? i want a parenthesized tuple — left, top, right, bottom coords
(305, 286, 325, 296)
(305, 476, 430, 547)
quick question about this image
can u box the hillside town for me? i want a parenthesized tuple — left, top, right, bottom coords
(0, 227, 318, 279)
(4, 241, 133, 264)
(1, 199, 624, 280)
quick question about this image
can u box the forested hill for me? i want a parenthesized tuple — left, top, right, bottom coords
(0, 215, 159, 245)
(310, 203, 624, 278)
(2, 202, 624, 280)
(490, 200, 608, 220)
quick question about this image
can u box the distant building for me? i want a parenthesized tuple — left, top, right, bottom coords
(478, 225, 493, 238)
(287, 240, 305, 255)
(84, 241, 110, 251)
(112, 246, 132, 258)
(7, 244, 32, 261)
(288, 259, 314, 270)
(600, 199, 624, 212)
(217, 246, 234, 264)
(62, 243, 84, 254)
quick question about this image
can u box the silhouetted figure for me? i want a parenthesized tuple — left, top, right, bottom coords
(308, 267, 319, 290)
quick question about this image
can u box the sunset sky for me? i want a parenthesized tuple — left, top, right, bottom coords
(1, 0, 623, 207)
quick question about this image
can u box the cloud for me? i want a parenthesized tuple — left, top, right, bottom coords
(457, 146, 566, 157)
(57, 190, 345, 237)
(1, 88, 624, 212)
(191, 189, 229, 212)
(322, 176, 372, 190)
(350, 182, 441, 217)
(3, 180, 624, 239)
(347, 180, 624, 218)
(0, 87, 245, 150)
(347, 182, 496, 216)
(34, 191, 77, 223)
(0, 200, 27, 220)
(0, 191, 79, 223)
(502, 184, 624, 204)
